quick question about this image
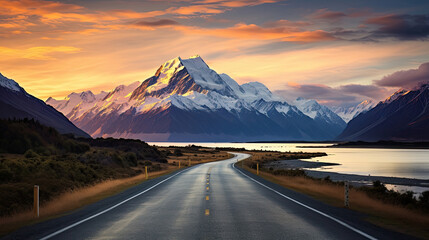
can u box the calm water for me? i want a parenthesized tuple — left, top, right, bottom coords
(150, 142, 429, 180)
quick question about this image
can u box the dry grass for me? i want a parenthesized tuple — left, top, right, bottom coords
(0, 149, 233, 236)
(164, 150, 232, 165)
(241, 163, 429, 239)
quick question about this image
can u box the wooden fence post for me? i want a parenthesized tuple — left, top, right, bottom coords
(344, 181, 349, 208)
(34, 185, 39, 218)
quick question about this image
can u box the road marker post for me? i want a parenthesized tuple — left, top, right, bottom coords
(34, 185, 39, 218)
(188, 158, 191, 166)
(257, 163, 259, 175)
(344, 181, 349, 208)
(145, 166, 148, 180)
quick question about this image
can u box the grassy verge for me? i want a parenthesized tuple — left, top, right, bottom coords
(237, 155, 429, 239)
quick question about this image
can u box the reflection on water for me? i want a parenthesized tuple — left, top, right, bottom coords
(384, 184, 428, 197)
(150, 142, 429, 180)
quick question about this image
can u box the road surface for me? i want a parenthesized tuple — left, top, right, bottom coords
(4, 153, 412, 239)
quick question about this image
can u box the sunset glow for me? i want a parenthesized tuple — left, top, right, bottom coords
(1, 0, 429, 106)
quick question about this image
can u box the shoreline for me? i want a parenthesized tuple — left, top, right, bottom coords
(264, 159, 429, 188)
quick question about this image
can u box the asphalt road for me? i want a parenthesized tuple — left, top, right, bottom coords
(4, 153, 414, 240)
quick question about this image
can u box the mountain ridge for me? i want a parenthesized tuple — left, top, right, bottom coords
(0, 73, 90, 138)
(47, 55, 346, 141)
(337, 83, 429, 141)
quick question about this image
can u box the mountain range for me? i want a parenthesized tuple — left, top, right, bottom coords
(330, 100, 376, 123)
(0, 73, 90, 138)
(337, 84, 429, 141)
(47, 55, 346, 142)
(3, 55, 426, 142)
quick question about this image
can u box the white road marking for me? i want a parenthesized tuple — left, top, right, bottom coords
(39, 167, 193, 240)
(231, 155, 377, 240)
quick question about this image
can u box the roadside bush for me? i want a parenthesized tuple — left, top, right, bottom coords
(173, 149, 183, 156)
(124, 152, 138, 167)
(24, 149, 39, 158)
(359, 181, 427, 212)
(271, 169, 307, 177)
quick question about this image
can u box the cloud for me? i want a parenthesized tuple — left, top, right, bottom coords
(338, 84, 390, 99)
(133, 19, 180, 27)
(275, 83, 357, 106)
(374, 62, 429, 89)
(159, 0, 279, 8)
(0, 0, 83, 16)
(310, 9, 347, 21)
(274, 82, 391, 106)
(178, 23, 336, 42)
(0, 46, 80, 60)
(365, 14, 429, 40)
(262, 19, 311, 28)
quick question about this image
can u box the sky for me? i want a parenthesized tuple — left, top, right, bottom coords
(1, 0, 429, 106)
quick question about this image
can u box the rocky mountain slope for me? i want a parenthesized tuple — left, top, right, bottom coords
(337, 84, 429, 141)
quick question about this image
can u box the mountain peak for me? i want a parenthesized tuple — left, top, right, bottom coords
(181, 55, 210, 70)
(360, 99, 373, 105)
(80, 90, 95, 102)
(383, 89, 408, 104)
(294, 97, 317, 105)
(0, 73, 21, 92)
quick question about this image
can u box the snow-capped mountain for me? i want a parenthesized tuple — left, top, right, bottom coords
(0, 73, 90, 138)
(47, 56, 346, 141)
(293, 97, 346, 136)
(331, 100, 377, 123)
(337, 83, 429, 141)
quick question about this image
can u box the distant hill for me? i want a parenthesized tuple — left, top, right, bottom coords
(337, 84, 429, 141)
(0, 73, 90, 138)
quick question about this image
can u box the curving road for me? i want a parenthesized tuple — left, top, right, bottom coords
(4, 153, 412, 240)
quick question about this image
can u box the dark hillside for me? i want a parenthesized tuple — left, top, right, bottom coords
(0, 119, 165, 216)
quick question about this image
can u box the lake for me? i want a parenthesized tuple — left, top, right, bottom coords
(150, 142, 429, 180)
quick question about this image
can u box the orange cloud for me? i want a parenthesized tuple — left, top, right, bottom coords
(177, 23, 336, 42)
(0, 46, 80, 60)
(0, 0, 172, 35)
(169, 5, 225, 15)
(0, 0, 83, 15)
(167, 0, 279, 8)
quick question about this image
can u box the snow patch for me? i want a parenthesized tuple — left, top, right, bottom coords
(0, 73, 21, 92)
(331, 100, 376, 122)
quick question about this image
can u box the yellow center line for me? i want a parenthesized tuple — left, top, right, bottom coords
(206, 186, 209, 190)
(206, 195, 209, 200)
(205, 209, 210, 215)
